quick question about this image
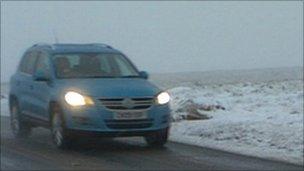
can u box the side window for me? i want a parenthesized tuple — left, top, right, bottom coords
(35, 52, 50, 75)
(19, 52, 38, 75)
(19, 54, 29, 73)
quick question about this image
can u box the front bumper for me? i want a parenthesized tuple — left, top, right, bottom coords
(61, 102, 171, 136)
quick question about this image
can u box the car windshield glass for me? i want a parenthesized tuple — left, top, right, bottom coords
(52, 53, 139, 78)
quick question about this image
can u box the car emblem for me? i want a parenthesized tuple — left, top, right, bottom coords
(122, 98, 135, 109)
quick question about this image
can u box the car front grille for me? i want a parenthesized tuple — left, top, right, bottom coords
(99, 97, 154, 110)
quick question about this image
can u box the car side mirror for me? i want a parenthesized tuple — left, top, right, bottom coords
(33, 69, 50, 81)
(139, 71, 149, 79)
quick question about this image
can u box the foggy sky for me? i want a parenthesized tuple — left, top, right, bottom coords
(1, 1, 303, 82)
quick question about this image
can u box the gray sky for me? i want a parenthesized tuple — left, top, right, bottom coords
(1, 1, 303, 82)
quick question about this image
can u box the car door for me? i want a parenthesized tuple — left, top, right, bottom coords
(31, 51, 52, 122)
(17, 51, 39, 118)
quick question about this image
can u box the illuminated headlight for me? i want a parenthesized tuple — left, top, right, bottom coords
(156, 92, 170, 105)
(64, 91, 94, 106)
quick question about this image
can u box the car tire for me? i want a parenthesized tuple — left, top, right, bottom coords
(10, 100, 32, 138)
(51, 108, 71, 149)
(144, 128, 169, 147)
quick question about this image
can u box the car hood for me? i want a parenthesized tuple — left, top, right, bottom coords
(56, 78, 161, 98)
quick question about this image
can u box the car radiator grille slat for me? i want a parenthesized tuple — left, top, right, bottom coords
(99, 97, 154, 110)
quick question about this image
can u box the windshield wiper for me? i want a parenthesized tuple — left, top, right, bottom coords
(61, 75, 140, 79)
(80, 76, 118, 78)
(119, 75, 140, 78)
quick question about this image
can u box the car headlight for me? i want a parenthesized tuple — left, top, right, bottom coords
(156, 92, 170, 105)
(64, 91, 94, 106)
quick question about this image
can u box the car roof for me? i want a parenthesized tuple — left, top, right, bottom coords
(27, 43, 121, 54)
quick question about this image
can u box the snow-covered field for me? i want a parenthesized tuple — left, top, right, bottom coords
(168, 80, 303, 165)
(1, 67, 303, 165)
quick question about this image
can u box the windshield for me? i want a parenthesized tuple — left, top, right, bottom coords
(52, 53, 139, 78)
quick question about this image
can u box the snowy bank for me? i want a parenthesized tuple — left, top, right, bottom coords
(168, 80, 303, 165)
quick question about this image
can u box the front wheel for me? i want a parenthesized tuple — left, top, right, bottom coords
(51, 111, 71, 149)
(144, 128, 169, 147)
(10, 102, 31, 138)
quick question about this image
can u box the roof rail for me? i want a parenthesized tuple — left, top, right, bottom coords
(33, 43, 113, 50)
(88, 43, 112, 49)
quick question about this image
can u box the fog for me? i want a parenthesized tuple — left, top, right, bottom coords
(1, 1, 302, 82)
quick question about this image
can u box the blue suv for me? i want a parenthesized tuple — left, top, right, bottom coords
(9, 43, 171, 148)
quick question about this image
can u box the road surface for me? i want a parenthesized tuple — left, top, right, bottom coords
(1, 116, 302, 170)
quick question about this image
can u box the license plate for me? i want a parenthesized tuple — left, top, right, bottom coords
(114, 111, 147, 120)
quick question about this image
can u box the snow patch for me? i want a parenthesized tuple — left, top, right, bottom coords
(168, 80, 303, 165)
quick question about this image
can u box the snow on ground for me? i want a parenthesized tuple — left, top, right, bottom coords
(168, 80, 303, 165)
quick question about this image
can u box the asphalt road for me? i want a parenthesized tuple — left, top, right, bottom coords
(1, 116, 302, 170)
